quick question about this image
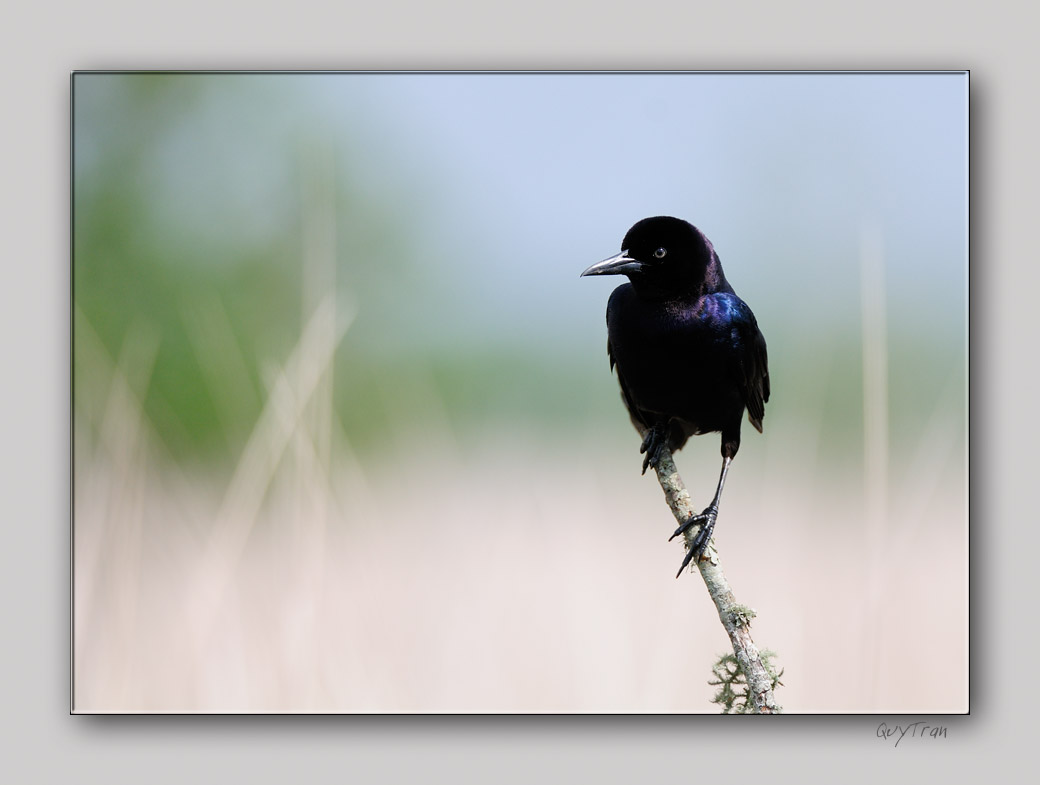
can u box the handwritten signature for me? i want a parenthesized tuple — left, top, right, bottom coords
(877, 722, 948, 747)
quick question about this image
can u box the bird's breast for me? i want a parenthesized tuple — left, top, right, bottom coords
(607, 288, 743, 427)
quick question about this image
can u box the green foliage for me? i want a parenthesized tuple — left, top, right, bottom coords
(72, 74, 967, 480)
(73, 76, 406, 461)
(709, 649, 784, 714)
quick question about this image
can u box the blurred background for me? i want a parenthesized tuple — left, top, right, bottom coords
(72, 73, 967, 713)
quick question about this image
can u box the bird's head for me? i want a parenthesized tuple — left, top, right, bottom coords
(581, 216, 724, 299)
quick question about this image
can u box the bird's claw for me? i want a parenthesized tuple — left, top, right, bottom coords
(670, 505, 718, 578)
(640, 427, 667, 475)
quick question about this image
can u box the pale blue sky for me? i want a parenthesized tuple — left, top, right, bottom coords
(77, 72, 967, 355)
(307, 73, 966, 351)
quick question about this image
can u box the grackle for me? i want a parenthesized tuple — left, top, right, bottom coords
(581, 217, 769, 577)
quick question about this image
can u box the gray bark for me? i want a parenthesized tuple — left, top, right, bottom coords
(653, 448, 781, 714)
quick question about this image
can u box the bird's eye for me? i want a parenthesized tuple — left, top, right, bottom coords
(653, 247, 667, 259)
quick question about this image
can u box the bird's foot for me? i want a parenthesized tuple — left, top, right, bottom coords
(640, 427, 667, 475)
(669, 504, 718, 578)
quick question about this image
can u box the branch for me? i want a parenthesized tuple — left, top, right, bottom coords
(652, 447, 782, 714)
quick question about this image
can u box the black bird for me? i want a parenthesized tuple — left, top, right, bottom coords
(582, 217, 769, 577)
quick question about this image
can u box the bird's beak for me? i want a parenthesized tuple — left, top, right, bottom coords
(580, 250, 644, 277)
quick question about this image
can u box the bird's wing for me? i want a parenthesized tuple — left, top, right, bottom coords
(726, 297, 770, 433)
(743, 328, 769, 432)
(608, 336, 650, 433)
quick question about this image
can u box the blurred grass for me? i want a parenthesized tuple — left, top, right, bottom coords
(72, 340, 967, 711)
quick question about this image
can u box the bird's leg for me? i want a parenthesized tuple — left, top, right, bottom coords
(670, 456, 732, 577)
(640, 424, 668, 475)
